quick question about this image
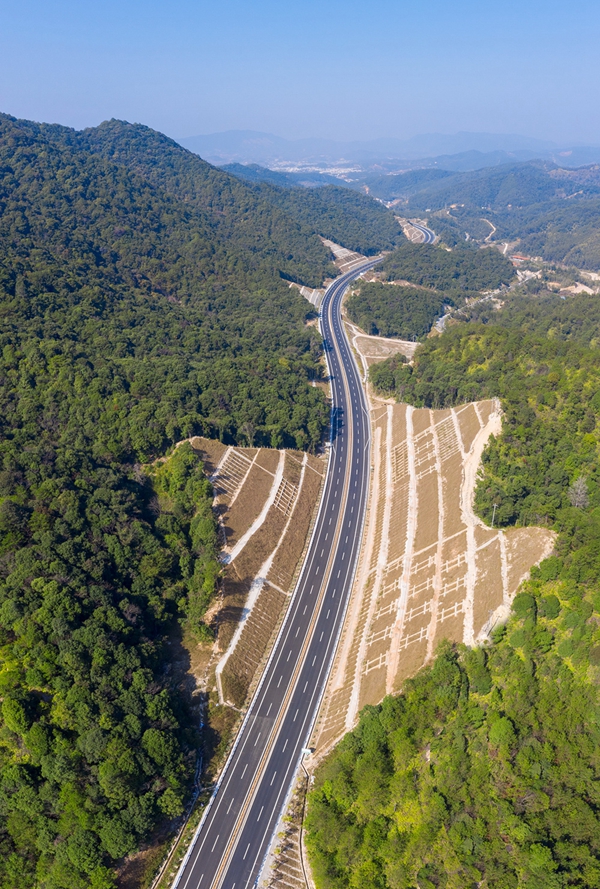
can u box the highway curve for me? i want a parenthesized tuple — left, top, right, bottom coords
(410, 221, 436, 244)
(173, 257, 382, 889)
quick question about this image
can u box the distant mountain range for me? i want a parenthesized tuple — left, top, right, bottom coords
(178, 130, 600, 173)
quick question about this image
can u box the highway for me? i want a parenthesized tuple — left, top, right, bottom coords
(410, 221, 436, 244)
(173, 257, 382, 889)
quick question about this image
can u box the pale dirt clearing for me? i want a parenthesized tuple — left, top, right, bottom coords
(214, 457, 308, 703)
(222, 458, 278, 550)
(190, 436, 228, 476)
(321, 238, 368, 274)
(344, 318, 417, 379)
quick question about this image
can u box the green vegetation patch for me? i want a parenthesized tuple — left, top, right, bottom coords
(462, 290, 600, 350)
(250, 182, 404, 256)
(346, 243, 514, 341)
(508, 199, 600, 269)
(406, 161, 570, 214)
(380, 242, 515, 296)
(306, 574, 600, 889)
(0, 444, 219, 887)
(346, 283, 451, 341)
(370, 325, 600, 527)
(0, 113, 331, 455)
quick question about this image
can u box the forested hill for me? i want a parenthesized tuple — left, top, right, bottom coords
(2, 113, 336, 289)
(78, 118, 337, 286)
(0, 111, 385, 888)
(359, 158, 600, 268)
(240, 180, 404, 256)
(80, 118, 403, 262)
(0, 111, 338, 452)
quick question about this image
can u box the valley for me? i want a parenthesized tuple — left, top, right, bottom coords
(2, 111, 600, 889)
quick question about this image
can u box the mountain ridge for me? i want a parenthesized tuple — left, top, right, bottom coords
(179, 130, 600, 176)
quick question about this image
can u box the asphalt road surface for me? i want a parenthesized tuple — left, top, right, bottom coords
(411, 221, 436, 244)
(173, 257, 382, 889)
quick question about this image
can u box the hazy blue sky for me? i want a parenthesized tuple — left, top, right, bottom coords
(1, 0, 598, 144)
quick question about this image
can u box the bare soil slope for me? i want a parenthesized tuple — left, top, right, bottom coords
(189, 437, 325, 709)
(313, 357, 555, 754)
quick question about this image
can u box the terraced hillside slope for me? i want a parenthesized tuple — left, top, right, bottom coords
(315, 397, 554, 751)
(189, 438, 325, 709)
(312, 319, 554, 756)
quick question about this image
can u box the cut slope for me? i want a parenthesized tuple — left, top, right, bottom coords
(315, 395, 554, 752)
(189, 438, 325, 709)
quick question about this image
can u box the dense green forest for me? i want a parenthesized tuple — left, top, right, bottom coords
(462, 291, 600, 348)
(78, 118, 342, 287)
(346, 283, 451, 340)
(247, 181, 404, 256)
(307, 576, 600, 888)
(440, 199, 600, 269)
(307, 275, 600, 887)
(11, 117, 339, 289)
(0, 114, 333, 454)
(346, 243, 515, 341)
(0, 111, 409, 886)
(0, 442, 220, 888)
(85, 118, 402, 260)
(380, 243, 515, 295)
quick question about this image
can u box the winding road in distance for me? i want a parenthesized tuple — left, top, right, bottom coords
(173, 256, 382, 889)
(410, 221, 436, 244)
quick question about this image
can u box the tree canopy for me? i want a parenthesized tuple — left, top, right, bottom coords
(308, 285, 600, 888)
(346, 243, 514, 341)
(307, 572, 600, 889)
(0, 112, 392, 886)
(346, 283, 452, 341)
(380, 243, 515, 295)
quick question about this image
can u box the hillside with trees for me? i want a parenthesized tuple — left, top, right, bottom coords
(346, 243, 514, 340)
(346, 283, 452, 340)
(351, 158, 600, 268)
(404, 161, 599, 212)
(247, 182, 404, 256)
(462, 290, 600, 348)
(306, 276, 600, 888)
(380, 243, 515, 294)
(307, 581, 600, 889)
(0, 111, 408, 886)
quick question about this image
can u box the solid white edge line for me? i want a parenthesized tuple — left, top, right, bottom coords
(172, 268, 356, 888)
(252, 257, 382, 886)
